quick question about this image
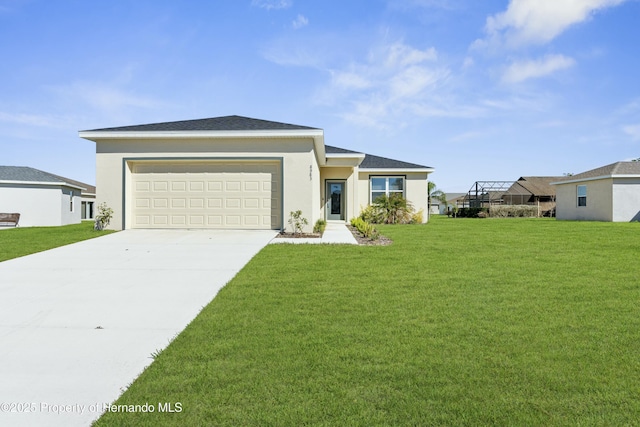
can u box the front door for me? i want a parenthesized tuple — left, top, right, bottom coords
(326, 181, 345, 221)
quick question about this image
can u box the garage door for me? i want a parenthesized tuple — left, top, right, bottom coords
(130, 161, 281, 229)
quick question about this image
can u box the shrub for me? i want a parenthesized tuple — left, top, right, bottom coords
(94, 202, 114, 231)
(313, 219, 326, 235)
(288, 210, 308, 234)
(373, 194, 414, 224)
(359, 204, 383, 224)
(410, 209, 424, 224)
(350, 217, 379, 240)
(490, 205, 538, 218)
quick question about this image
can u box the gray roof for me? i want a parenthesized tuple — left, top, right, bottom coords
(82, 115, 320, 132)
(325, 145, 431, 169)
(0, 166, 92, 193)
(325, 145, 362, 154)
(555, 161, 640, 183)
(360, 152, 431, 169)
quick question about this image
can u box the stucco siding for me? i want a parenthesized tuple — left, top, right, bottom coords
(612, 179, 640, 222)
(556, 178, 613, 221)
(0, 184, 81, 226)
(96, 137, 318, 231)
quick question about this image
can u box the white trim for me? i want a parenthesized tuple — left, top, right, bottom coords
(326, 153, 366, 159)
(0, 180, 86, 191)
(78, 129, 323, 140)
(551, 174, 640, 185)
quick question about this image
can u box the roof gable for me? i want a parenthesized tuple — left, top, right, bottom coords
(326, 145, 432, 169)
(82, 115, 319, 132)
(360, 153, 431, 169)
(554, 161, 640, 184)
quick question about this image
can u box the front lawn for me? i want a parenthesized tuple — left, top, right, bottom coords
(0, 222, 115, 262)
(95, 217, 640, 426)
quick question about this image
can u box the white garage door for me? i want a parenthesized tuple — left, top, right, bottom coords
(130, 161, 281, 229)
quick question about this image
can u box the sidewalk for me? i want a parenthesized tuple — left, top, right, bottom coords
(270, 222, 357, 245)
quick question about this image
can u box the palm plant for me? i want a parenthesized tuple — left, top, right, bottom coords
(372, 193, 414, 224)
(428, 182, 447, 213)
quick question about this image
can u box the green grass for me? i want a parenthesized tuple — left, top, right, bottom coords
(0, 221, 115, 262)
(95, 217, 640, 426)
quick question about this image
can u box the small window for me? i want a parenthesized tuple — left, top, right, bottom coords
(577, 185, 587, 207)
(70, 191, 74, 212)
(370, 176, 405, 202)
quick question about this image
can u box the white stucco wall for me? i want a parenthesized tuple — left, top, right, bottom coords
(612, 178, 640, 222)
(555, 178, 613, 221)
(95, 137, 319, 231)
(0, 184, 82, 227)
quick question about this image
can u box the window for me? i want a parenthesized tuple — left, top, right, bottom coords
(70, 191, 74, 212)
(577, 185, 587, 207)
(370, 177, 404, 202)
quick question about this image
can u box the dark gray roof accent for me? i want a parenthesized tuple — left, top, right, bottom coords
(325, 145, 362, 154)
(326, 145, 431, 169)
(556, 161, 640, 182)
(83, 115, 320, 132)
(360, 153, 431, 169)
(0, 166, 92, 193)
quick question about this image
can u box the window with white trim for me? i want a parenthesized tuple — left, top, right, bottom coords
(370, 177, 405, 202)
(70, 191, 74, 212)
(577, 185, 587, 207)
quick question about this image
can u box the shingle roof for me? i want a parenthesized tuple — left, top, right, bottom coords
(360, 152, 431, 169)
(0, 166, 93, 194)
(508, 177, 563, 196)
(82, 115, 319, 132)
(325, 145, 432, 169)
(324, 145, 362, 154)
(555, 161, 640, 182)
(0, 166, 66, 183)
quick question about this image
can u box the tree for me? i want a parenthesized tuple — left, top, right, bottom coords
(428, 182, 448, 213)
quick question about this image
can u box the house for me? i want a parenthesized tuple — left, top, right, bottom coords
(79, 116, 434, 231)
(439, 193, 466, 214)
(552, 161, 640, 222)
(503, 176, 563, 216)
(0, 166, 94, 227)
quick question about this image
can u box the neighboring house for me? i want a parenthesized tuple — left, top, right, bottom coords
(439, 193, 466, 214)
(49, 174, 96, 220)
(552, 161, 640, 222)
(0, 166, 93, 227)
(504, 176, 563, 216)
(79, 116, 434, 231)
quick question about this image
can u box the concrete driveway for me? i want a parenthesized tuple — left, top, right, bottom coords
(0, 229, 276, 427)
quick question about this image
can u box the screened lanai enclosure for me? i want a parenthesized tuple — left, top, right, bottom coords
(460, 177, 563, 217)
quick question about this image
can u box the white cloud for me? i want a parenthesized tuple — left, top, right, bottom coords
(50, 81, 165, 112)
(478, 0, 629, 48)
(323, 42, 450, 126)
(251, 0, 292, 10)
(0, 111, 67, 129)
(292, 14, 308, 29)
(502, 54, 576, 83)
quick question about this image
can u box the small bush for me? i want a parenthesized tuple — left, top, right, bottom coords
(350, 217, 379, 240)
(490, 205, 538, 218)
(288, 210, 308, 234)
(94, 202, 114, 230)
(410, 209, 424, 224)
(313, 219, 326, 235)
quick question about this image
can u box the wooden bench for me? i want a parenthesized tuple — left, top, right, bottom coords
(0, 213, 20, 227)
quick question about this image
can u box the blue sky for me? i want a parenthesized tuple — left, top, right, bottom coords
(1, 0, 639, 192)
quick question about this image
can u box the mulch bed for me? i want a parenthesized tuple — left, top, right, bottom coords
(346, 225, 392, 246)
(275, 226, 392, 246)
(275, 232, 321, 238)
